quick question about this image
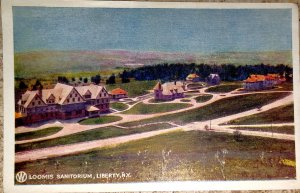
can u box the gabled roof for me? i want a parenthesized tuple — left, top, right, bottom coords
(244, 74, 284, 83)
(160, 82, 184, 96)
(208, 74, 220, 79)
(153, 82, 162, 90)
(53, 83, 74, 104)
(187, 73, 200, 79)
(76, 85, 105, 99)
(19, 91, 46, 108)
(110, 88, 128, 95)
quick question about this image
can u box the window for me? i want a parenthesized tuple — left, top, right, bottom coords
(38, 101, 41, 105)
(78, 97, 80, 101)
(85, 94, 91, 99)
(75, 94, 78, 97)
(72, 98, 75, 102)
(70, 94, 72, 97)
(32, 102, 35, 106)
(67, 99, 69, 103)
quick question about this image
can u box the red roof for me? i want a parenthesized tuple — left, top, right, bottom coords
(110, 88, 128, 95)
(244, 74, 284, 83)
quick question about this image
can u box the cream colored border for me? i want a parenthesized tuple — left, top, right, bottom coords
(2, 1, 300, 192)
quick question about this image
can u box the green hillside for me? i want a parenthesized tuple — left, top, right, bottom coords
(15, 50, 292, 79)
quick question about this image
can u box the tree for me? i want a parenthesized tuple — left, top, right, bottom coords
(83, 77, 88, 83)
(18, 81, 28, 90)
(58, 76, 69, 84)
(106, 74, 116, 84)
(71, 77, 76, 82)
(32, 80, 43, 90)
(121, 70, 130, 83)
(91, 75, 101, 84)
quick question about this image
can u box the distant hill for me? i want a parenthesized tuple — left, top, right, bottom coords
(15, 50, 292, 78)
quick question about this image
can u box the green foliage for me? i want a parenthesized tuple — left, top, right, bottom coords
(15, 127, 63, 141)
(230, 126, 294, 135)
(206, 84, 242, 93)
(111, 102, 129, 111)
(226, 103, 294, 125)
(122, 102, 192, 115)
(195, 94, 213, 103)
(121, 92, 290, 127)
(15, 123, 174, 152)
(32, 79, 43, 90)
(18, 81, 28, 90)
(106, 74, 116, 84)
(78, 116, 122, 125)
(106, 80, 157, 97)
(16, 130, 295, 184)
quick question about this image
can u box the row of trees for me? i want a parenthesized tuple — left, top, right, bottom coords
(17, 63, 292, 91)
(122, 63, 292, 82)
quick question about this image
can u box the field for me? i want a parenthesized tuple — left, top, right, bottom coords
(121, 92, 290, 127)
(15, 123, 174, 152)
(15, 130, 295, 184)
(15, 127, 63, 141)
(78, 116, 122, 125)
(106, 80, 157, 97)
(225, 103, 294, 125)
(111, 102, 129, 111)
(195, 94, 213, 103)
(122, 102, 192, 115)
(14, 50, 292, 79)
(206, 84, 242, 93)
(231, 126, 294, 134)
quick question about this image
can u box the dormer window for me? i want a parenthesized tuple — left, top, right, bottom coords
(84, 94, 91, 99)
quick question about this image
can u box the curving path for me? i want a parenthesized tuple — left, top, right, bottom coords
(16, 89, 292, 145)
(15, 91, 294, 163)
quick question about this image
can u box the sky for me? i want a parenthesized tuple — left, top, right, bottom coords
(13, 7, 292, 53)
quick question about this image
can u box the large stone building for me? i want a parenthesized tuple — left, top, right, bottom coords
(243, 74, 286, 91)
(153, 81, 185, 101)
(17, 83, 110, 124)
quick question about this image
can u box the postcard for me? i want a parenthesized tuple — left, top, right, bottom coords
(2, 1, 300, 192)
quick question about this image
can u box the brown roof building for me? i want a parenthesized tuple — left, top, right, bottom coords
(153, 81, 185, 101)
(17, 83, 110, 125)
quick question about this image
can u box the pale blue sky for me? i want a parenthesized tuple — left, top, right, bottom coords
(13, 7, 292, 53)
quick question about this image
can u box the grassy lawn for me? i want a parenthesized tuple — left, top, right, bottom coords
(15, 130, 295, 184)
(206, 84, 242, 93)
(148, 99, 170, 103)
(231, 126, 294, 134)
(121, 102, 192, 115)
(195, 94, 213, 103)
(15, 127, 63, 141)
(225, 103, 294, 125)
(111, 102, 129, 111)
(120, 92, 290, 127)
(78, 116, 122, 125)
(106, 80, 157, 97)
(15, 123, 174, 152)
(273, 82, 293, 91)
(180, 99, 191, 102)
